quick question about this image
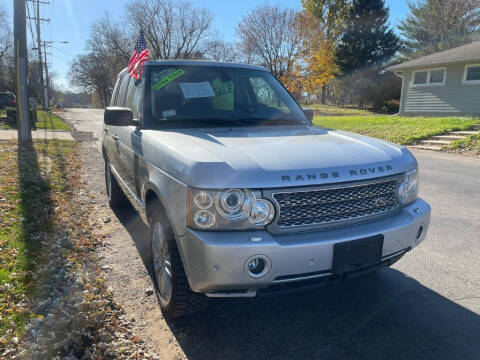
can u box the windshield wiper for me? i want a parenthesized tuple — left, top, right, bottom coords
(230, 118, 304, 125)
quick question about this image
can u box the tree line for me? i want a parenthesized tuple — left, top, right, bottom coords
(2, 0, 479, 111)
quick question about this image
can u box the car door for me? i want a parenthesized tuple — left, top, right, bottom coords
(104, 75, 122, 172)
(118, 76, 144, 199)
(109, 73, 132, 190)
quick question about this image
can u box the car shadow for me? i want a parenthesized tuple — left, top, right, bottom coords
(112, 204, 480, 360)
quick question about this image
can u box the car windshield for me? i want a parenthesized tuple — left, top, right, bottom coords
(0, 93, 13, 101)
(148, 65, 308, 127)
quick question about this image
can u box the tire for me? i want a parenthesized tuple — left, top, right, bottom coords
(104, 160, 128, 208)
(148, 201, 209, 318)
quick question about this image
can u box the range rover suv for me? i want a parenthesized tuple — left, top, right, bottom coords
(102, 60, 431, 318)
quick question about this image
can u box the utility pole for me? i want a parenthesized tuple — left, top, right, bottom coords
(14, 0, 32, 143)
(27, 0, 50, 110)
(42, 41, 50, 108)
(34, 0, 45, 109)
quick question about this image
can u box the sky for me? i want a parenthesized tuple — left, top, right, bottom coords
(4, 0, 410, 89)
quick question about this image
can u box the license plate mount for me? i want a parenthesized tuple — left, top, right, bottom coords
(332, 235, 384, 274)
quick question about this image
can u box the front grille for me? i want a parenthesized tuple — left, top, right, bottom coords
(272, 178, 399, 229)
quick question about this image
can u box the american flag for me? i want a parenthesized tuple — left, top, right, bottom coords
(128, 30, 149, 79)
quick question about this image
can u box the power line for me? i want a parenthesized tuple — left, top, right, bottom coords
(50, 45, 74, 58)
(25, 3, 36, 45)
(27, 0, 50, 109)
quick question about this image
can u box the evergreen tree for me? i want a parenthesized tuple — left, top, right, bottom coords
(336, 0, 400, 74)
(399, 0, 480, 58)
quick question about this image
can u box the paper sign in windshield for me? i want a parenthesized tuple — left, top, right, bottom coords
(179, 82, 215, 99)
(152, 69, 186, 91)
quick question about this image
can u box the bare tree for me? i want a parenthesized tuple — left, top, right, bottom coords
(69, 53, 115, 107)
(236, 4, 302, 79)
(205, 40, 238, 62)
(0, 6, 14, 91)
(125, 0, 214, 59)
(88, 14, 134, 62)
(68, 14, 134, 106)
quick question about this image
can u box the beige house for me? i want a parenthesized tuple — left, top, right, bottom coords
(387, 42, 480, 116)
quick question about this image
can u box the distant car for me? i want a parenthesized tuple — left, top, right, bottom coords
(0, 92, 16, 109)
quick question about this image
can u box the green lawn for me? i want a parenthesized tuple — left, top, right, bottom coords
(313, 115, 479, 145)
(0, 140, 76, 346)
(1, 110, 70, 131)
(304, 104, 378, 116)
(448, 134, 480, 153)
(35, 111, 71, 130)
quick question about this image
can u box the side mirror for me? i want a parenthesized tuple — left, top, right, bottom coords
(303, 108, 314, 122)
(104, 107, 138, 126)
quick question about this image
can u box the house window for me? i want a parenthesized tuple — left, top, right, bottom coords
(412, 68, 446, 86)
(413, 71, 428, 84)
(430, 69, 445, 83)
(464, 64, 480, 83)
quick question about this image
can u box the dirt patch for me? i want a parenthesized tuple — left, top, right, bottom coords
(71, 131, 186, 359)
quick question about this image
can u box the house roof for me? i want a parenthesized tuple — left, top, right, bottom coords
(387, 41, 480, 71)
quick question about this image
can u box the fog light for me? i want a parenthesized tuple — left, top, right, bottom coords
(247, 258, 265, 274)
(244, 255, 271, 278)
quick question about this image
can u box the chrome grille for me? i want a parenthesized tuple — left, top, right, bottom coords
(272, 178, 399, 229)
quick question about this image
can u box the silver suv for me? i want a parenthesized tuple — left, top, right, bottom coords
(102, 60, 431, 318)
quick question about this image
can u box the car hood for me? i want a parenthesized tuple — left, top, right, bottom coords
(141, 126, 416, 189)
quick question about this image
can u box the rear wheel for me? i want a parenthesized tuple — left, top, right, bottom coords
(104, 160, 128, 208)
(148, 202, 209, 318)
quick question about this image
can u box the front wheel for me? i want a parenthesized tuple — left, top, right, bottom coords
(149, 202, 209, 318)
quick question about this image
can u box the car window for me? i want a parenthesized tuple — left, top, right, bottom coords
(110, 77, 122, 106)
(0, 94, 14, 101)
(249, 77, 291, 113)
(125, 78, 144, 119)
(148, 65, 307, 128)
(116, 74, 131, 106)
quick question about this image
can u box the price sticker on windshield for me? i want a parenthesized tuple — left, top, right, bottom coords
(179, 82, 216, 99)
(152, 69, 186, 91)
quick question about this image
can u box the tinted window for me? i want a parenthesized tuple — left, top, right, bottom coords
(110, 77, 122, 106)
(148, 65, 307, 128)
(466, 66, 480, 82)
(116, 74, 131, 106)
(125, 78, 144, 119)
(0, 93, 14, 101)
(413, 71, 428, 84)
(250, 77, 291, 114)
(430, 69, 445, 83)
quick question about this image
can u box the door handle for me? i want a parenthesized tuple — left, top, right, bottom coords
(112, 134, 119, 141)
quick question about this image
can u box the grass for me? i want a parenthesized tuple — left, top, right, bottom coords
(35, 110, 71, 130)
(0, 110, 71, 131)
(447, 134, 480, 153)
(303, 104, 378, 116)
(313, 115, 479, 145)
(0, 140, 76, 347)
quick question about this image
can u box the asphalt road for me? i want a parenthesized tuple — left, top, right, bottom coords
(60, 108, 480, 360)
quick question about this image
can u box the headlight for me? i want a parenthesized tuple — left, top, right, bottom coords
(188, 188, 275, 230)
(397, 169, 418, 206)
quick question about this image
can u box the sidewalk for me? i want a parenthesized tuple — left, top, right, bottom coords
(0, 129, 74, 141)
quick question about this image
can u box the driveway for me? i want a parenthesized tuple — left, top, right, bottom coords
(60, 108, 480, 360)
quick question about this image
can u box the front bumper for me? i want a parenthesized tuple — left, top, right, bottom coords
(176, 198, 431, 296)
